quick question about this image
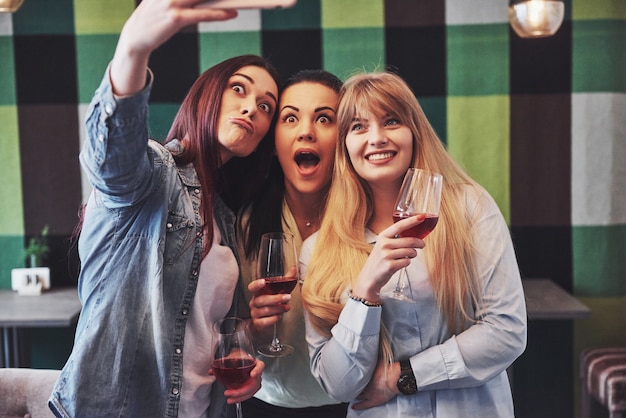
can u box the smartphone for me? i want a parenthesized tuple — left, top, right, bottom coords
(196, 0, 296, 9)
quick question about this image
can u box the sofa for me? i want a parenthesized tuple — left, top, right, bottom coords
(0, 368, 60, 418)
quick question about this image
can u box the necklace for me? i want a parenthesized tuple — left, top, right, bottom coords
(305, 221, 312, 227)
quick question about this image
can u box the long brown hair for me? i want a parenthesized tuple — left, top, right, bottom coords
(166, 55, 280, 255)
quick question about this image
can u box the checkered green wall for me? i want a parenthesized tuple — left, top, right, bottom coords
(1, 3, 624, 412)
(0, 0, 624, 298)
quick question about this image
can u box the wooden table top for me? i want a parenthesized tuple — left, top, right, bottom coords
(0, 287, 81, 327)
(522, 278, 591, 320)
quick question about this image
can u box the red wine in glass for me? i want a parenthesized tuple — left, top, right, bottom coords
(212, 317, 256, 418)
(259, 276, 298, 296)
(393, 212, 439, 239)
(212, 357, 256, 389)
(256, 232, 299, 358)
(382, 168, 443, 302)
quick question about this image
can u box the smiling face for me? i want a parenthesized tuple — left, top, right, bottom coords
(275, 82, 339, 198)
(345, 108, 414, 191)
(217, 65, 279, 163)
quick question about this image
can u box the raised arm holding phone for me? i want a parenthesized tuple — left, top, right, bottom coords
(48, 1, 282, 417)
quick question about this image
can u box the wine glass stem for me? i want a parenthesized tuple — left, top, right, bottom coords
(395, 267, 407, 293)
(236, 402, 243, 418)
(271, 323, 282, 351)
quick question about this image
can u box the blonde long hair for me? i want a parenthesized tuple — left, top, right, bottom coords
(301, 72, 482, 361)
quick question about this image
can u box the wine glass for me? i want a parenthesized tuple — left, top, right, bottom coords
(382, 168, 443, 302)
(212, 317, 257, 418)
(256, 232, 299, 357)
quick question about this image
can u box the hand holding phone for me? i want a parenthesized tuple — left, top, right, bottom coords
(195, 0, 296, 9)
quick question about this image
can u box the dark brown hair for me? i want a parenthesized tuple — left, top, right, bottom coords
(239, 69, 343, 259)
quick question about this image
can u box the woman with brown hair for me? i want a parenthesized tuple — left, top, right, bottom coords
(49, 1, 280, 417)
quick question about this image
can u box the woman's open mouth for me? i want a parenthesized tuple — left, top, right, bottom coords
(294, 149, 321, 175)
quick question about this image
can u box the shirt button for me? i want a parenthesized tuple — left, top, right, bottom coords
(104, 103, 113, 115)
(175, 348, 182, 354)
(97, 134, 105, 142)
(192, 270, 198, 277)
(194, 189, 200, 194)
(182, 309, 188, 316)
(166, 223, 173, 229)
(172, 387, 179, 395)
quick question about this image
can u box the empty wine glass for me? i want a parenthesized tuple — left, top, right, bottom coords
(212, 317, 257, 418)
(382, 168, 443, 302)
(256, 232, 299, 357)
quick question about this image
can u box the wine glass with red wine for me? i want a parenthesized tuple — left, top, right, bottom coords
(212, 317, 256, 418)
(256, 232, 299, 357)
(382, 168, 443, 302)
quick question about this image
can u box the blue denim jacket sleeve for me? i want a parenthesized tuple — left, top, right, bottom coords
(79, 65, 155, 207)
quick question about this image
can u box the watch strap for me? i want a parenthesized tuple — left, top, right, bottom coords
(397, 359, 417, 395)
(400, 359, 413, 374)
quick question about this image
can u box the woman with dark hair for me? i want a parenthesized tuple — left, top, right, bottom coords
(48, 1, 280, 417)
(236, 69, 349, 417)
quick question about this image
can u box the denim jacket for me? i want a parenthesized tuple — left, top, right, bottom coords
(49, 70, 239, 418)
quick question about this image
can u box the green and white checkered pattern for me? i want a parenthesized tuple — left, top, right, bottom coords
(4, 0, 623, 296)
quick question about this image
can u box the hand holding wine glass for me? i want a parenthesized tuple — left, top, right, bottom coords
(212, 317, 258, 418)
(382, 168, 443, 302)
(256, 232, 299, 357)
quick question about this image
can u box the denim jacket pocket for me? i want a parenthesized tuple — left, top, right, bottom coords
(164, 211, 195, 265)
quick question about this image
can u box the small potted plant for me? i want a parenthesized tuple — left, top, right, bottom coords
(11, 225, 51, 294)
(24, 225, 50, 268)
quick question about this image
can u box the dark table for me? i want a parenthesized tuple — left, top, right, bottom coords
(523, 278, 591, 320)
(515, 279, 591, 418)
(0, 287, 81, 367)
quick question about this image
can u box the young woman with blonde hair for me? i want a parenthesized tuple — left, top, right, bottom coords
(300, 71, 527, 417)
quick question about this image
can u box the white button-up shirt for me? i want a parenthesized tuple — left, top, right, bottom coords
(300, 185, 527, 417)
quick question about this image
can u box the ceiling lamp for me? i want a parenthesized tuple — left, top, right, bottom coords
(0, 0, 24, 13)
(509, 0, 565, 38)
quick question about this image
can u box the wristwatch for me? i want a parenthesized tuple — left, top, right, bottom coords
(397, 359, 417, 395)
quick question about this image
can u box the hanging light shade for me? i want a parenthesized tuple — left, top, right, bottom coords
(0, 0, 24, 13)
(509, 0, 565, 38)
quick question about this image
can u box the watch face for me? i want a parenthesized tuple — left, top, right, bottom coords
(398, 374, 417, 395)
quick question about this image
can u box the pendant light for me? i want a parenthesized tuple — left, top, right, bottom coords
(0, 0, 24, 13)
(509, 0, 565, 38)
